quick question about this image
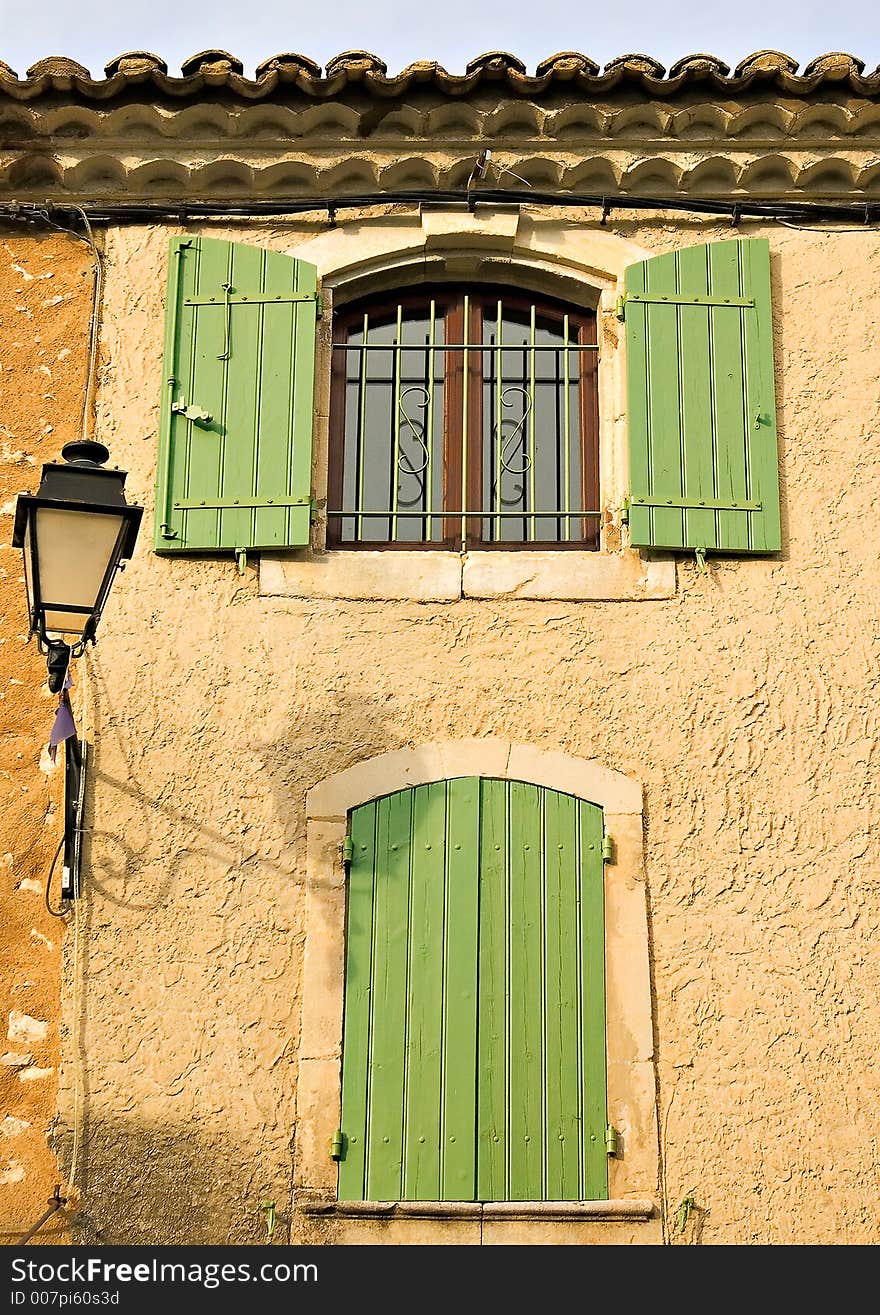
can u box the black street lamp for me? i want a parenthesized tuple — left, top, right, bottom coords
(12, 440, 143, 690)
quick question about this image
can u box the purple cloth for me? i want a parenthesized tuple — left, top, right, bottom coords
(48, 692, 77, 764)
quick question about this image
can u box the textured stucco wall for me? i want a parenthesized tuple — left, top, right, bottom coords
(0, 230, 91, 1242)
(54, 213, 880, 1245)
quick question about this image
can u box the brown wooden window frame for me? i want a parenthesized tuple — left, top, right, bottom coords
(327, 286, 600, 551)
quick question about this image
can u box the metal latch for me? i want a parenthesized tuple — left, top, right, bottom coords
(605, 1124, 620, 1156)
(330, 1130, 345, 1161)
(171, 397, 214, 424)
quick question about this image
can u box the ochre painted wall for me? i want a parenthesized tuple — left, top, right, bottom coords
(0, 230, 92, 1242)
(43, 215, 880, 1245)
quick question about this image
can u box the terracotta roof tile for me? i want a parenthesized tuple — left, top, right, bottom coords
(465, 52, 528, 76)
(733, 50, 799, 78)
(179, 50, 244, 77)
(667, 53, 731, 79)
(602, 53, 666, 78)
(1, 50, 880, 101)
(103, 52, 168, 77)
(801, 52, 865, 78)
(534, 52, 600, 78)
(254, 53, 322, 80)
(324, 51, 387, 77)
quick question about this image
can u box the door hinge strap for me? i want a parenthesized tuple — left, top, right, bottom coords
(630, 496, 762, 512)
(620, 293, 754, 312)
(173, 497, 311, 509)
(183, 293, 319, 307)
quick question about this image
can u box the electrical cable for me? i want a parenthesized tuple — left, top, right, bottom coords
(0, 189, 879, 228)
(44, 834, 66, 919)
(68, 206, 103, 445)
(16, 1187, 67, 1246)
(66, 647, 89, 1193)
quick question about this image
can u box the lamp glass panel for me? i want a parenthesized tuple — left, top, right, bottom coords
(22, 519, 35, 619)
(34, 507, 125, 637)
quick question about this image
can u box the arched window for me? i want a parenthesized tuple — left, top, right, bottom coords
(328, 287, 600, 550)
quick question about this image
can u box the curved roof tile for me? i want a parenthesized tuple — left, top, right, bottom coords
(603, 54, 666, 77)
(1, 50, 880, 100)
(802, 52, 865, 77)
(667, 53, 731, 78)
(25, 55, 90, 79)
(534, 52, 601, 77)
(104, 51, 168, 77)
(465, 51, 528, 76)
(180, 50, 244, 77)
(254, 53, 322, 79)
(324, 51, 387, 77)
(733, 50, 799, 77)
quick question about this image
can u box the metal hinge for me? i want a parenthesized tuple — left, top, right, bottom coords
(602, 833, 614, 864)
(342, 836, 353, 870)
(605, 1124, 620, 1156)
(316, 294, 324, 319)
(618, 293, 754, 316)
(330, 1129, 346, 1161)
(630, 495, 762, 512)
(620, 497, 630, 526)
(183, 292, 320, 307)
(628, 292, 754, 308)
(171, 397, 213, 424)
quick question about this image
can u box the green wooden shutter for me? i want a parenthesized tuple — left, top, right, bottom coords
(625, 237, 780, 553)
(338, 779, 607, 1203)
(154, 236, 318, 553)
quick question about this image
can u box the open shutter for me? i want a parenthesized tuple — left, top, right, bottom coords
(338, 780, 607, 1203)
(154, 236, 318, 553)
(624, 237, 780, 554)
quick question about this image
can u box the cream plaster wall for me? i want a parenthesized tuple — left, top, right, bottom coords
(56, 209, 880, 1245)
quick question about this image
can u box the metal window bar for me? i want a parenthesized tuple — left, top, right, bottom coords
(356, 311, 369, 541)
(529, 303, 536, 543)
(391, 302, 403, 541)
(335, 302, 599, 547)
(495, 299, 502, 544)
(426, 299, 436, 540)
(563, 313, 571, 542)
(461, 294, 469, 550)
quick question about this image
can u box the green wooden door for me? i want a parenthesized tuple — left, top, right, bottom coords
(338, 779, 607, 1203)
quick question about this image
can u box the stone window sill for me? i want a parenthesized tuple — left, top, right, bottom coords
(260, 550, 675, 602)
(298, 1197, 656, 1222)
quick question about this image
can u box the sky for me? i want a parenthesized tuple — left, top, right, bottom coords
(0, 1, 878, 79)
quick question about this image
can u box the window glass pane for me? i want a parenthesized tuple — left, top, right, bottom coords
(339, 304, 445, 544)
(482, 303, 584, 544)
(334, 289, 596, 549)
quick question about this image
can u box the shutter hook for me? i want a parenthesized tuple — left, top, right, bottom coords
(218, 282, 233, 361)
(695, 547, 709, 575)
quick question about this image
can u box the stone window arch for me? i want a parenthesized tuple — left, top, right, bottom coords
(294, 738, 660, 1244)
(258, 210, 676, 603)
